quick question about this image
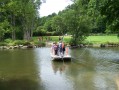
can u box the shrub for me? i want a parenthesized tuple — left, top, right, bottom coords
(69, 38, 77, 46)
(23, 41, 31, 46)
(4, 38, 13, 43)
(13, 40, 25, 45)
(34, 41, 46, 47)
(0, 42, 7, 46)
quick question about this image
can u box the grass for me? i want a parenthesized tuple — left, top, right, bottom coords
(33, 35, 119, 44)
(1, 35, 118, 46)
(32, 36, 71, 43)
(85, 35, 119, 44)
(0, 35, 118, 47)
(50, 36, 71, 43)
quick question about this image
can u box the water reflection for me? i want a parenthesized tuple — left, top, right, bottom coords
(0, 78, 41, 90)
(0, 49, 43, 90)
(69, 47, 119, 90)
(115, 75, 119, 90)
(0, 47, 119, 90)
(88, 47, 119, 60)
(52, 61, 71, 74)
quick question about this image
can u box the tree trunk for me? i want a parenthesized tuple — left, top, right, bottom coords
(24, 26, 31, 41)
(24, 17, 35, 41)
(11, 14, 16, 40)
(30, 18, 35, 39)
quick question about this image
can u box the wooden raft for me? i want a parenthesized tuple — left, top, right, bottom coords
(51, 54, 71, 61)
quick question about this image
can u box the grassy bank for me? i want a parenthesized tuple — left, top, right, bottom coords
(33, 35, 119, 44)
(85, 35, 119, 44)
(0, 35, 119, 47)
(32, 36, 71, 43)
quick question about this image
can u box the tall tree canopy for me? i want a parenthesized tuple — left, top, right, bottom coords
(0, 0, 41, 41)
(100, 0, 119, 35)
(1, 0, 118, 45)
(61, 0, 91, 45)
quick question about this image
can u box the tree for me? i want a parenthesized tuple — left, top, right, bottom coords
(44, 20, 53, 32)
(51, 15, 67, 35)
(6, 0, 20, 40)
(87, 0, 106, 33)
(60, 0, 91, 45)
(0, 0, 41, 41)
(0, 20, 9, 41)
(17, 0, 41, 40)
(100, 0, 119, 35)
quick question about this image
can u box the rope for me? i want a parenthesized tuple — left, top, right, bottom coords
(70, 40, 90, 63)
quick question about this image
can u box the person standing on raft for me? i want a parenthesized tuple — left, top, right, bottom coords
(62, 42, 65, 55)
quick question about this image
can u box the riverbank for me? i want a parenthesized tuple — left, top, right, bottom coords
(0, 35, 119, 50)
(33, 35, 119, 44)
(0, 41, 119, 50)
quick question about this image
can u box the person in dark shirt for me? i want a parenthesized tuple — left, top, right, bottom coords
(54, 43, 58, 55)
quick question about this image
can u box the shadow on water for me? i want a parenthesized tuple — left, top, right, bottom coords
(0, 78, 43, 90)
(51, 61, 71, 74)
(109, 58, 119, 64)
(0, 49, 45, 90)
(52, 59, 71, 62)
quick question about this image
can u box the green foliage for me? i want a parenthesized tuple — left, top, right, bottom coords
(13, 40, 25, 45)
(4, 38, 13, 43)
(88, 0, 106, 33)
(23, 41, 31, 46)
(0, 42, 7, 46)
(44, 19, 53, 32)
(60, 1, 91, 45)
(0, 0, 41, 41)
(0, 20, 10, 41)
(51, 15, 67, 35)
(34, 41, 46, 47)
(69, 38, 77, 45)
(39, 41, 46, 47)
(38, 13, 57, 35)
(39, 29, 47, 35)
(1, 0, 118, 44)
(100, 0, 119, 34)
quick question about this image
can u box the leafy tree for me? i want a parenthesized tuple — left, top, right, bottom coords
(0, 1, 11, 41)
(19, 0, 41, 40)
(0, 20, 9, 41)
(6, 0, 20, 40)
(0, 0, 41, 41)
(44, 20, 53, 32)
(100, 0, 119, 35)
(59, 0, 91, 45)
(87, 0, 106, 33)
(51, 15, 67, 35)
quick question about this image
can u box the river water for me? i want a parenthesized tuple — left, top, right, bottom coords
(0, 47, 119, 90)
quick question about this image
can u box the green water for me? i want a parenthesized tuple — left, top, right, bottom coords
(0, 47, 119, 90)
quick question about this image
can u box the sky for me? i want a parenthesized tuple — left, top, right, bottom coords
(39, 0, 73, 17)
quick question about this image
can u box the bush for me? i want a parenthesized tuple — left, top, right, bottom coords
(0, 42, 7, 46)
(23, 41, 31, 46)
(4, 38, 13, 43)
(13, 40, 25, 45)
(82, 41, 93, 45)
(69, 38, 77, 46)
(34, 41, 46, 47)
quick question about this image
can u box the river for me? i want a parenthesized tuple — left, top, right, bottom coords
(0, 47, 119, 90)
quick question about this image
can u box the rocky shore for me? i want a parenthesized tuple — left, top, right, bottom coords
(0, 42, 119, 50)
(69, 43, 119, 48)
(0, 45, 43, 50)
